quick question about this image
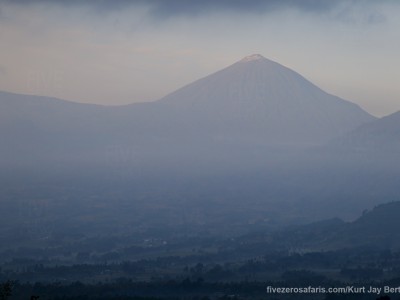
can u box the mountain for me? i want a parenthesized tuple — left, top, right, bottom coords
(290, 201, 400, 250)
(0, 54, 376, 165)
(0, 90, 111, 164)
(151, 54, 374, 145)
(332, 110, 400, 152)
(235, 201, 400, 252)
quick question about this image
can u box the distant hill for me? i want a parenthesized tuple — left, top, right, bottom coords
(332, 110, 400, 152)
(0, 91, 110, 163)
(279, 201, 400, 251)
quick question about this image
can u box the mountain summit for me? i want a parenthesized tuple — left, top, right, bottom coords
(239, 54, 266, 62)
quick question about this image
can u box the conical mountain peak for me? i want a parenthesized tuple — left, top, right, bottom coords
(157, 55, 374, 145)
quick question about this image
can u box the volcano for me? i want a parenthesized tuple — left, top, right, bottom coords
(146, 54, 375, 145)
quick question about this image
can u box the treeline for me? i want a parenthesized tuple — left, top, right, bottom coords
(2, 248, 400, 283)
(3, 248, 400, 299)
(3, 278, 400, 300)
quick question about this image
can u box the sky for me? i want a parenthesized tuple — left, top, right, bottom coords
(0, 0, 399, 117)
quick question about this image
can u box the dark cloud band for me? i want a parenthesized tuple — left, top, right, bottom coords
(0, 0, 365, 17)
(146, 0, 338, 17)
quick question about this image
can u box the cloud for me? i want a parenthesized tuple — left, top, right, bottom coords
(143, 0, 338, 18)
(0, 0, 393, 29)
(0, 0, 380, 18)
(0, 1, 393, 33)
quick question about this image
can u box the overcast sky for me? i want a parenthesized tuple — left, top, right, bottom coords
(0, 0, 399, 116)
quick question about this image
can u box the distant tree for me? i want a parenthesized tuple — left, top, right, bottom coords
(0, 281, 13, 300)
(190, 263, 204, 274)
